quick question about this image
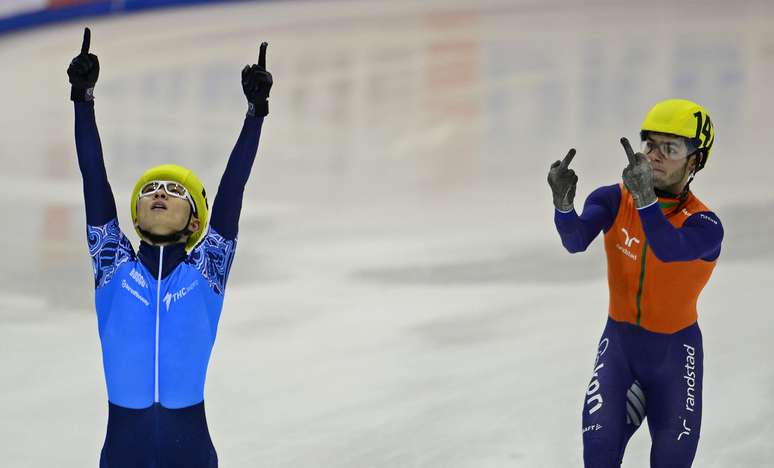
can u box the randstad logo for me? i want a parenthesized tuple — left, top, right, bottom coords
(678, 418, 692, 441)
(621, 228, 640, 248)
(677, 343, 697, 441)
(163, 280, 199, 311)
(615, 228, 639, 261)
(683, 344, 697, 413)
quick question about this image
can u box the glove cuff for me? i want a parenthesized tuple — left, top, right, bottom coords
(247, 100, 269, 117)
(633, 195, 658, 210)
(71, 86, 94, 103)
(632, 190, 658, 209)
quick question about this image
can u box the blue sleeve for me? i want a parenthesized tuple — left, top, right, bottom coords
(189, 227, 237, 295)
(554, 184, 621, 253)
(87, 219, 136, 289)
(637, 204, 723, 262)
(209, 115, 265, 240)
(74, 101, 117, 226)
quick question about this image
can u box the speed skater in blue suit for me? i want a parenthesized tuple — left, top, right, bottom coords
(68, 27, 273, 468)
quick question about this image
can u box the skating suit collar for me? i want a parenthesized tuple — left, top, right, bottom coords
(137, 241, 188, 280)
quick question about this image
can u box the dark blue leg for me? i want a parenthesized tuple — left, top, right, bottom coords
(646, 324, 703, 468)
(582, 320, 643, 468)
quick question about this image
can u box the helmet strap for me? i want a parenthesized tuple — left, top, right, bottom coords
(678, 175, 694, 203)
(677, 157, 699, 203)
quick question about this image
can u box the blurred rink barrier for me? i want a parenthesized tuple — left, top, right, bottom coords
(0, 0, 252, 35)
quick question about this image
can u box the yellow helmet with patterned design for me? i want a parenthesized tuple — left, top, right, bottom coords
(131, 164, 209, 250)
(640, 99, 714, 172)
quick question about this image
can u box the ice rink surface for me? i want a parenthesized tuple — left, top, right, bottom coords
(1, 0, 773, 466)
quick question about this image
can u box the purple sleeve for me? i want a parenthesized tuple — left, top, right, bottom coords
(637, 204, 723, 262)
(554, 184, 621, 253)
(74, 101, 118, 226)
(208, 115, 264, 240)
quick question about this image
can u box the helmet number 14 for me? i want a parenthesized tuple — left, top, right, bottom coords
(694, 111, 713, 148)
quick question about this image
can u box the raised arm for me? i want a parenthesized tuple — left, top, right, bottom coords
(209, 42, 273, 239)
(548, 149, 620, 253)
(69, 27, 117, 226)
(69, 29, 135, 288)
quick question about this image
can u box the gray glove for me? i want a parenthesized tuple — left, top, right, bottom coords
(548, 148, 578, 212)
(620, 137, 657, 208)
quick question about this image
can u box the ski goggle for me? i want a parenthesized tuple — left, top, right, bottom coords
(139, 180, 195, 210)
(640, 138, 699, 161)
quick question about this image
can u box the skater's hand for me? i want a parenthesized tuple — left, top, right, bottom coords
(67, 27, 100, 102)
(242, 42, 273, 117)
(621, 137, 657, 208)
(548, 149, 578, 212)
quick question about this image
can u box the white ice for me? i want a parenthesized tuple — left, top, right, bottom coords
(0, 0, 772, 466)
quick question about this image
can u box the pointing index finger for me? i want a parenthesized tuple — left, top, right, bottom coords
(560, 148, 576, 169)
(258, 42, 268, 68)
(81, 27, 91, 55)
(620, 137, 635, 165)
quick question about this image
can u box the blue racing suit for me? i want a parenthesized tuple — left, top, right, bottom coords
(75, 100, 263, 467)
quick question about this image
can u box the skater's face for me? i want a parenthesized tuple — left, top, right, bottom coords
(641, 133, 699, 194)
(135, 184, 199, 241)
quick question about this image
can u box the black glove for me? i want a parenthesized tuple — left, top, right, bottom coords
(620, 138, 657, 208)
(241, 42, 273, 117)
(67, 28, 100, 102)
(548, 149, 579, 212)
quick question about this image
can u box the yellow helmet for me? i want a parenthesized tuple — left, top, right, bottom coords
(640, 99, 714, 172)
(131, 164, 209, 250)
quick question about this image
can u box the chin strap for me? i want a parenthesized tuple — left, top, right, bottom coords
(677, 154, 700, 203)
(671, 154, 699, 206)
(678, 174, 695, 202)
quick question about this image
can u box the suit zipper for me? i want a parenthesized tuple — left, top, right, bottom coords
(155, 246, 163, 403)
